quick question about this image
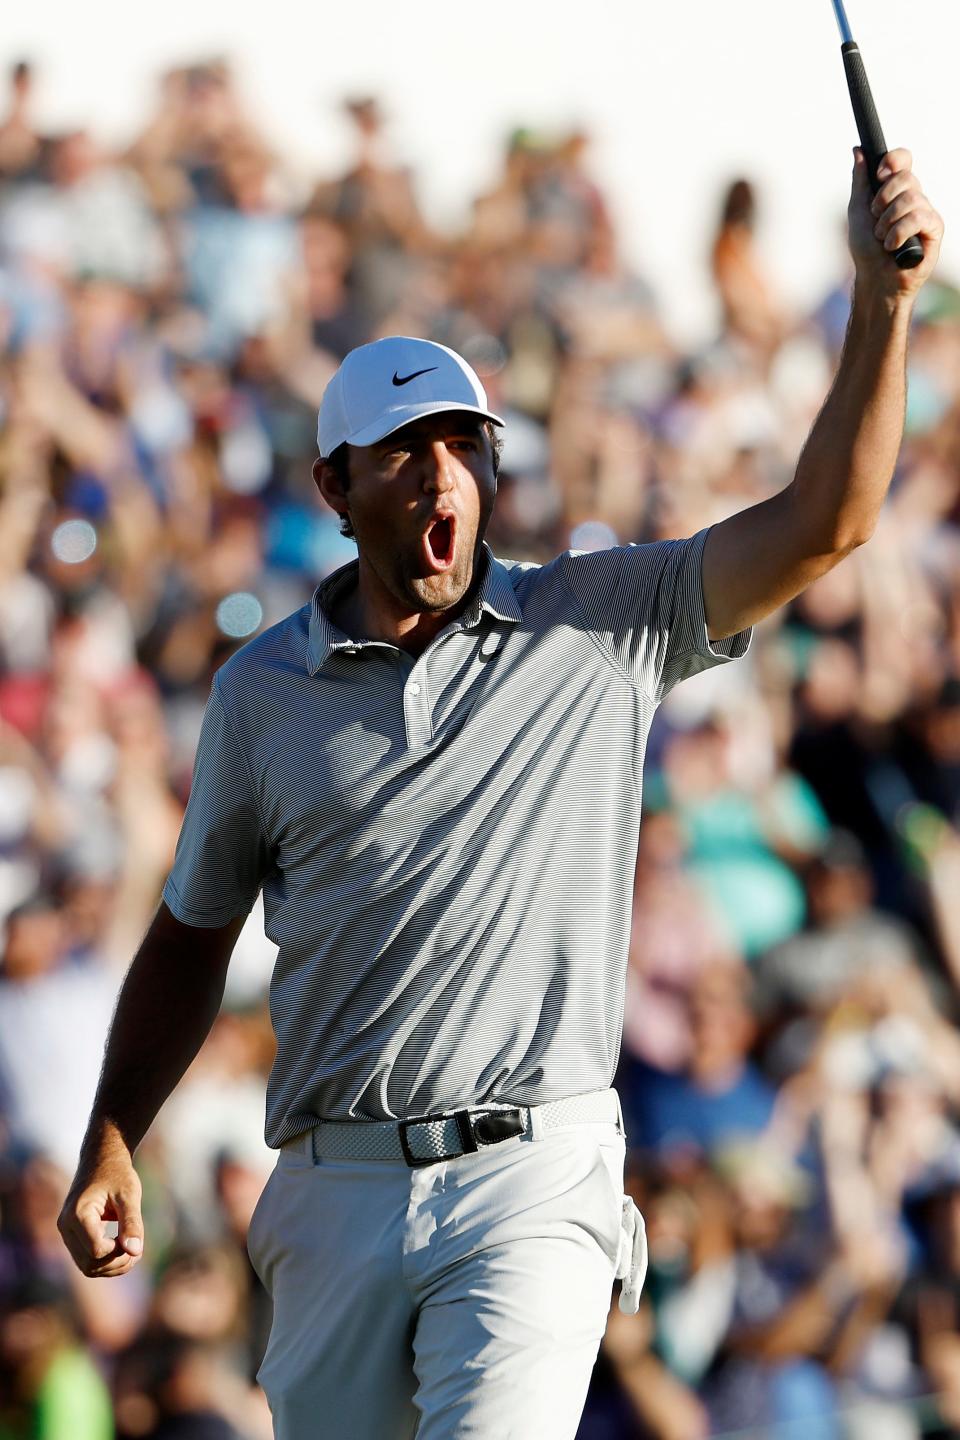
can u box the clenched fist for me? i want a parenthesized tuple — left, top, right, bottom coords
(57, 1140, 145, 1278)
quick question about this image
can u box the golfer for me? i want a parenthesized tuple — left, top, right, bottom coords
(60, 148, 941, 1439)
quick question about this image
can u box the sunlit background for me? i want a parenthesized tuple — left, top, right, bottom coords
(4, 0, 957, 340)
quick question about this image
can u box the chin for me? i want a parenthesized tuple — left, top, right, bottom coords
(408, 571, 470, 612)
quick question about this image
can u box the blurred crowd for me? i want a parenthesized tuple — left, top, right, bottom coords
(1, 51, 960, 1440)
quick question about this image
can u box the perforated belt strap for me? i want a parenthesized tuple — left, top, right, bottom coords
(539, 1090, 621, 1131)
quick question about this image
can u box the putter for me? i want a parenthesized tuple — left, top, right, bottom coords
(831, 0, 924, 269)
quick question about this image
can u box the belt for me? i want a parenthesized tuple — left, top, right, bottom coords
(283, 1088, 622, 1167)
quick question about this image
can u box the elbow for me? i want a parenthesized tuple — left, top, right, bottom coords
(822, 517, 876, 559)
(836, 527, 874, 557)
(844, 508, 879, 550)
(785, 489, 878, 563)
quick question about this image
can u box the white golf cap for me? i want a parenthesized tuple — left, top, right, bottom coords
(317, 336, 504, 456)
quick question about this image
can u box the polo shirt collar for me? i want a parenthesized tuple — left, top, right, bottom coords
(306, 542, 522, 675)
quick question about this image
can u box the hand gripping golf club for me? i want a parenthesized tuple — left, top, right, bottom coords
(831, 0, 924, 269)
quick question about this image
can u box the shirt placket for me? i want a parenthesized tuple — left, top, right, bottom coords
(399, 652, 433, 747)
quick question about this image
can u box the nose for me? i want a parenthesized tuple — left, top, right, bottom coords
(421, 440, 457, 496)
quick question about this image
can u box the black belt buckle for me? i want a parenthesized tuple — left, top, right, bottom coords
(398, 1107, 526, 1167)
(397, 1110, 468, 1168)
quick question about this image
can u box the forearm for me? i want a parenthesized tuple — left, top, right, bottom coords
(77, 923, 229, 1171)
(730, 1261, 862, 1362)
(61, 904, 242, 1277)
(730, 1296, 833, 1363)
(786, 286, 913, 554)
(827, 1284, 896, 1374)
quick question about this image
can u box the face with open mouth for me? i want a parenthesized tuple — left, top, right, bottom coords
(318, 411, 498, 623)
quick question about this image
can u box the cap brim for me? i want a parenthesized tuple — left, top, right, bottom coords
(345, 400, 505, 448)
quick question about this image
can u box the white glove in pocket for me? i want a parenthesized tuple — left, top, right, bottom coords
(615, 1196, 648, 1315)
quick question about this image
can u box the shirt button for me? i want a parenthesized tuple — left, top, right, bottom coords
(409, 683, 421, 697)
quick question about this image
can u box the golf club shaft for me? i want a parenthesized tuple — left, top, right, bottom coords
(831, 0, 924, 269)
(832, 0, 854, 46)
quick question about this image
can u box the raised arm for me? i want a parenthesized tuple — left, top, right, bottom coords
(57, 899, 247, 1277)
(702, 147, 943, 641)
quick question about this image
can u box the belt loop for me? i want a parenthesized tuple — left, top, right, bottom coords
(613, 1089, 625, 1138)
(454, 1110, 479, 1154)
(527, 1102, 544, 1144)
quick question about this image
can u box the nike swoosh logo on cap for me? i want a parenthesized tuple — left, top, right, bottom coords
(392, 367, 438, 386)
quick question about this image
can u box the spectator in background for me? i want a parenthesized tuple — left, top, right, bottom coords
(0, 62, 43, 186)
(710, 178, 785, 362)
(0, 893, 117, 1174)
(621, 808, 740, 1076)
(307, 96, 432, 325)
(112, 1331, 249, 1440)
(655, 715, 825, 960)
(0, 1275, 113, 1440)
(620, 959, 776, 1161)
(701, 1140, 904, 1440)
(297, 211, 368, 360)
(0, 1149, 145, 1360)
(898, 1151, 960, 1439)
(757, 830, 927, 1010)
(126, 61, 276, 216)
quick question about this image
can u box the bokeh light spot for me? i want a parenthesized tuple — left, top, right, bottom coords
(461, 333, 508, 378)
(569, 520, 618, 553)
(51, 519, 97, 564)
(216, 592, 263, 639)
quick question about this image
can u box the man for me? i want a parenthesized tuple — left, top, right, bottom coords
(59, 148, 942, 1439)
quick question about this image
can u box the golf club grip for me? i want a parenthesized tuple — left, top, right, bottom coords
(841, 42, 925, 270)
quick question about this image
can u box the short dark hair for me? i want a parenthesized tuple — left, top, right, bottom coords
(324, 443, 354, 538)
(326, 417, 503, 541)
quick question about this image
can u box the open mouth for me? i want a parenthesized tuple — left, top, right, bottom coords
(421, 513, 456, 573)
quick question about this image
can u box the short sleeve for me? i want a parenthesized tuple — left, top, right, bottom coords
(162, 677, 272, 926)
(558, 525, 751, 701)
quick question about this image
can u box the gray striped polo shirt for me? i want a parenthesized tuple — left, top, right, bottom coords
(162, 527, 750, 1147)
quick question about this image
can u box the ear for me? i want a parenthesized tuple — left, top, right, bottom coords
(313, 457, 349, 525)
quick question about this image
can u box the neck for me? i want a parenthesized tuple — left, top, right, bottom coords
(336, 551, 483, 658)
